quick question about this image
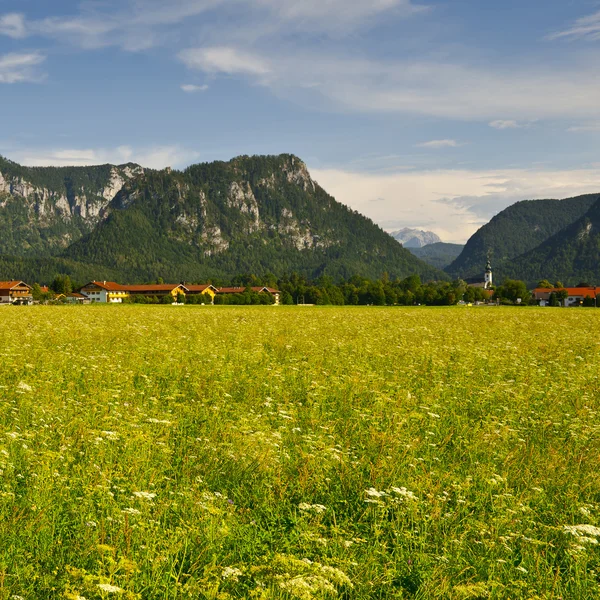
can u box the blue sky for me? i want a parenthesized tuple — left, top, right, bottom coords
(1, 0, 600, 242)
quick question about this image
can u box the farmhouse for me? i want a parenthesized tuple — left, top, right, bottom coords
(80, 281, 130, 303)
(65, 292, 90, 304)
(218, 286, 281, 304)
(0, 281, 33, 304)
(185, 284, 218, 303)
(125, 283, 188, 301)
(534, 287, 599, 307)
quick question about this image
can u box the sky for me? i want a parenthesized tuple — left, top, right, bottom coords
(1, 0, 600, 243)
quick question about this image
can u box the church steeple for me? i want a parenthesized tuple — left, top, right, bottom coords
(484, 256, 493, 289)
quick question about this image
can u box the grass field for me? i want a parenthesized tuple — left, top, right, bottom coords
(1, 306, 600, 599)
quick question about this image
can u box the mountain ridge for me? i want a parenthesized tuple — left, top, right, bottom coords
(446, 194, 600, 279)
(0, 153, 446, 283)
(391, 227, 442, 248)
(502, 197, 600, 285)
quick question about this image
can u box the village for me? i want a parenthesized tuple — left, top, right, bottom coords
(0, 280, 281, 305)
(1, 275, 599, 307)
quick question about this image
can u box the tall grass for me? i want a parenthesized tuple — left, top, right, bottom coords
(0, 306, 599, 599)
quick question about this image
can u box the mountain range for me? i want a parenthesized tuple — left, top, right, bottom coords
(0, 154, 443, 284)
(390, 228, 441, 248)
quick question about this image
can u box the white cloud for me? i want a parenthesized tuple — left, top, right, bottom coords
(0, 52, 45, 84)
(181, 83, 209, 92)
(489, 120, 521, 129)
(0, 13, 26, 38)
(179, 47, 271, 76)
(417, 139, 460, 148)
(311, 166, 600, 243)
(548, 10, 600, 41)
(0, 0, 421, 49)
(567, 123, 600, 133)
(12, 145, 200, 169)
(177, 47, 600, 122)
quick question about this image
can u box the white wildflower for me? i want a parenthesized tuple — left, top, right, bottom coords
(222, 566, 242, 581)
(121, 507, 141, 516)
(133, 491, 156, 500)
(298, 502, 327, 513)
(427, 412, 440, 418)
(17, 382, 32, 392)
(97, 583, 124, 593)
(365, 487, 387, 498)
(146, 418, 171, 425)
(390, 486, 417, 500)
(85, 520, 97, 528)
(563, 524, 600, 538)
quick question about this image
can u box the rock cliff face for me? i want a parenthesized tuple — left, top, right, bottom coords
(59, 153, 445, 282)
(0, 156, 143, 255)
(0, 153, 445, 283)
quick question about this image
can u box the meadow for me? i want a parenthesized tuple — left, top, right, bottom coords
(0, 305, 599, 599)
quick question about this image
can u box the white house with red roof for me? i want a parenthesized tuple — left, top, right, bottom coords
(0, 281, 33, 304)
(80, 281, 130, 303)
(533, 287, 599, 307)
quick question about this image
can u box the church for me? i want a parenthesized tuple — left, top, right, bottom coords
(465, 260, 493, 290)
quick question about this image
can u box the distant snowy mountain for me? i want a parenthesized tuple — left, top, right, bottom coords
(391, 228, 442, 248)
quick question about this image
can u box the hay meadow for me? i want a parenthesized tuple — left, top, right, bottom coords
(1, 305, 600, 599)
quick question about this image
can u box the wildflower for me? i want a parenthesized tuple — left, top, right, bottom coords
(85, 521, 97, 528)
(133, 491, 156, 500)
(121, 508, 141, 516)
(222, 566, 243, 581)
(563, 524, 600, 538)
(298, 502, 327, 513)
(365, 488, 386, 498)
(391, 487, 417, 500)
(17, 382, 32, 392)
(97, 583, 124, 593)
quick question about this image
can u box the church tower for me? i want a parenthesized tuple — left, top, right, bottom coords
(484, 259, 493, 289)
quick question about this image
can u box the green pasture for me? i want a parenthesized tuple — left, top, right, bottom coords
(0, 306, 599, 599)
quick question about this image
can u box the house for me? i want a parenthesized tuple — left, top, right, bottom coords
(534, 287, 599, 307)
(217, 286, 281, 305)
(0, 281, 33, 305)
(124, 283, 188, 301)
(185, 284, 218, 303)
(65, 292, 90, 304)
(80, 281, 130, 303)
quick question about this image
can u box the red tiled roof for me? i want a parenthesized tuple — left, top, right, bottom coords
(81, 281, 128, 291)
(68, 292, 87, 298)
(124, 284, 186, 292)
(534, 287, 598, 296)
(186, 284, 216, 292)
(0, 280, 31, 290)
(218, 286, 280, 294)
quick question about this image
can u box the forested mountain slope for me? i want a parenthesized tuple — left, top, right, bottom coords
(0, 154, 446, 282)
(409, 243, 464, 269)
(502, 196, 600, 285)
(0, 155, 143, 256)
(446, 194, 599, 279)
(62, 155, 445, 281)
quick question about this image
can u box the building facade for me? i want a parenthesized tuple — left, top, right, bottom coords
(0, 281, 33, 304)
